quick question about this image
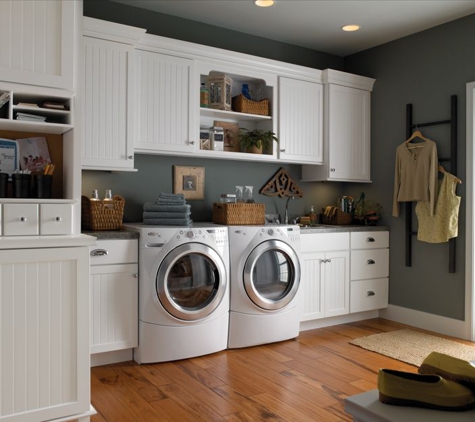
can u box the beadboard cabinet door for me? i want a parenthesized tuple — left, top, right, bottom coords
(0, 0, 77, 91)
(278, 77, 323, 164)
(134, 49, 195, 154)
(82, 36, 136, 170)
(0, 247, 90, 421)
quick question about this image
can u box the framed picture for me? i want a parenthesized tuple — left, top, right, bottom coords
(173, 166, 205, 200)
(214, 121, 240, 152)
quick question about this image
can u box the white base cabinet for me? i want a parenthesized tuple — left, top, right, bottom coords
(89, 239, 138, 354)
(300, 232, 350, 321)
(0, 245, 91, 421)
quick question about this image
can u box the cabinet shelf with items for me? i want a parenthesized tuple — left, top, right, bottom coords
(197, 62, 277, 158)
(0, 89, 73, 135)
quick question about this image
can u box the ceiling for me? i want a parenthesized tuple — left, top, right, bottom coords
(109, 0, 475, 57)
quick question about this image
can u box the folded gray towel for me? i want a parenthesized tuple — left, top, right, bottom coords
(156, 199, 186, 205)
(159, 192, 185, 200)
(143, 211, 191, 219)
(144, 202, 191, 212)
(143, 218, 192, 226)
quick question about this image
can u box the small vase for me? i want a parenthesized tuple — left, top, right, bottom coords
(246, 145, 262, 154)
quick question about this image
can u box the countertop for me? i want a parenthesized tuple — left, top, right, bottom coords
(82, 225, 388, 240)
(82, 229, 139, 240)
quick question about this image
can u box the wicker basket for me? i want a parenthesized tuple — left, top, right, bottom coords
(322, 208, 353, 225)
(82, 195, 125, 230)
(232, 95, 270, 116)
(212, 203, 265, 225)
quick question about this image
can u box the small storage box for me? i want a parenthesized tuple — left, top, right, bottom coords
(232, 95, 270, 116)
(81, 195, 125, 230)
(212, 203, 265, 225)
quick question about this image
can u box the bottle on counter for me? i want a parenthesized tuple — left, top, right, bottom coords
(245, 186, 255, 203)
(103, 189, 114, 209)
(91, 189, 100, 201)
(309, 205, 317, 224)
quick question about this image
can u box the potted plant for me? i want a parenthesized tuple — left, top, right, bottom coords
(238, 128, 279, 154)
(354, 192, 383, 225)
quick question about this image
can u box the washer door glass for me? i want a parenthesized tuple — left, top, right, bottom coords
(156, 243, 227, 321)
(243, 239, 300, 310)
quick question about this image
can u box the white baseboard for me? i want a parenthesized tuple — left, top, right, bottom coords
(379, 304, 471, 340)
(300, 310, 379, 331)
(90, 349, 133, 367)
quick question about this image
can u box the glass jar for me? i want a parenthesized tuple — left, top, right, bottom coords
(210, 126, 224, 151)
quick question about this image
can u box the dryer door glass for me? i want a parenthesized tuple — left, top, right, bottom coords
(156, 243, 227, 321)
(243, 239, 301, 310)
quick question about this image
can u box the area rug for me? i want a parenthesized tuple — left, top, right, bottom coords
(349, 329, 475, 367)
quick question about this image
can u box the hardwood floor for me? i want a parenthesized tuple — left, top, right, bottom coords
(90, 318, 471, 421)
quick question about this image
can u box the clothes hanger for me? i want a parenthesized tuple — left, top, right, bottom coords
(405, 129, 431, 149)
(438, 163, 462, 184)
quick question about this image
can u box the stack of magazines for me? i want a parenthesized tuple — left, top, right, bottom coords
(15, 113, 47, 122)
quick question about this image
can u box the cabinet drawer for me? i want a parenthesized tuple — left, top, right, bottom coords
(90, 239, 138, 265)
(351, 249, 389, 280)
(3, 204, 39, 235)
(351, 231, 389, 249)
(350, 278, 388, 313)
(40, 204, 73, 235)
(301, 232, 349, 253)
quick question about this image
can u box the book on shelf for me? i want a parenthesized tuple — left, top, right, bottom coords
(16, 136, 51, 173)
(42, 101, 69, 110)
(17, 102, 39, 108)
(0, 92, 10, 109)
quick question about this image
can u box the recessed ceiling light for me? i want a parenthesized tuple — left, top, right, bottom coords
(254, 0, 275, 7)
(342, 24, 360, 32)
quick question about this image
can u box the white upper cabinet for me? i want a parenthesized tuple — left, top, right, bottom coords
(302, 69, 375, 182)
(278, 76, 323, 164)
(0, 0, 79, 91)
(81, 17, 145, 171)
(134, 47, 195, 154)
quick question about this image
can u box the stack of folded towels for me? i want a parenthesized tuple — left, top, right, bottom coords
(143, 192, 192, 226)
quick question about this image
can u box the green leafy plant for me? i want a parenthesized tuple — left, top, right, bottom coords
(238, 128, 279, 153)
(354, 192, 383, 225)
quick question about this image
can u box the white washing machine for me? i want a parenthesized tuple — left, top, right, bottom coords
(228, 224, 301, 348)
(124, 223, 229, 363)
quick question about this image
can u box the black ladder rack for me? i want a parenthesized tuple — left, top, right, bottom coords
(405, 95, 458, 273)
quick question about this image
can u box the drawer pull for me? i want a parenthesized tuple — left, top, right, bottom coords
(133, 273, 138, 278)
(55, 216, 62, 222)
(366, 237, 375, 242)
(20, 217, 26, 222)
(91, 249, 109, 257)
(367, 259, 376, 265)
(366, 290, 375, 297)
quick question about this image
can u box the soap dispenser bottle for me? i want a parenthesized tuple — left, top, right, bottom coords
(309, 205, 317, 224)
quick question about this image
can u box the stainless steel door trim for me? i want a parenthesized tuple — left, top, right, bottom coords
(243, 239, 300, 310)
(156, 242, 227, 321)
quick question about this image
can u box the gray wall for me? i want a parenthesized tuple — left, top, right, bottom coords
(83, 0, 474, 321)
(344, 13, 475, 320)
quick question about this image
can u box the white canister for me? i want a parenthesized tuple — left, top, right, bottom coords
(210, 126, 224, 151)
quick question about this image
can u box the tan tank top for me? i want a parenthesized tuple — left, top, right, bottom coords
(415, 172, 460, 243)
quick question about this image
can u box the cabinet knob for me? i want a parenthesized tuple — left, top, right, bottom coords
(330, 168, 336, 172)
(128, 155, 134, 160)
(189, 141, 195, 145)
(91, 249, 109, 257)
(133, 273, 138, 278)
(367, 259, 376, 265)
(366, 237, 375, 242)
(280, 148, 286, 152)
(366, 290, 375, 297)
(20, 217, 26, 222)
(55, 216, 62, 222)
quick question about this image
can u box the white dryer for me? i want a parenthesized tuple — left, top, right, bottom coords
(124, 223, 229, 363)
(228, 225, 301, 348)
